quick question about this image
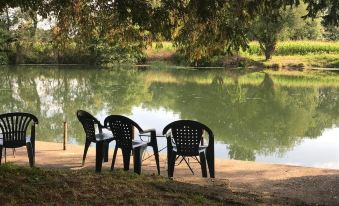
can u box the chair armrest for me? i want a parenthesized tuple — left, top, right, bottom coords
(97, 122, 109, 133)
(138, 129, 157, 146)
(100, 124, 111, 131)
(140, 129, 156, 134)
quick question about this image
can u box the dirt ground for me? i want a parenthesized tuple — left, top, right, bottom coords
(3, 141, 339, 205)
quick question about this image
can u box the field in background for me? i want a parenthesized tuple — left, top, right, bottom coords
(244, 41, 339, 56)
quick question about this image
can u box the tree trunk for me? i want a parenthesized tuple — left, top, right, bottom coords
(29, 10, 38, 38)
(264, 43, 275, 60)
(259, 39, 276, 61)
(15, 43, 23, 64)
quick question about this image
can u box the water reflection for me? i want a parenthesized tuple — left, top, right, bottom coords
(0, 66, 338, 168)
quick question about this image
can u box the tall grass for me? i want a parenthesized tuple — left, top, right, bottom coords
(245, 41, 339, 55)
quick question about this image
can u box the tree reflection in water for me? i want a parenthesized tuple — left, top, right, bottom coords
(0, 66, 338, 162)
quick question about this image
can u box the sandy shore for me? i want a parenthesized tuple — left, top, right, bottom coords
(2, 141, 339, 205)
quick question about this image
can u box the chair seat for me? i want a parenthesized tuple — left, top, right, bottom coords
(95, 133, 113, 142)
(0, 135, 31, 146)
(172, 145, 208, 153)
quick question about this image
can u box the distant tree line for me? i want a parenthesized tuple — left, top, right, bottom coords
(0, 0, 338, 65)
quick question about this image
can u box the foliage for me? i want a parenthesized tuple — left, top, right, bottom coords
(323, 25, 339, 40)
(304, 0, 339, 26)
(248, 2, 324, 60)
(0, 1, 153, 65)
(47, 1, 147, 65)
(249, 4, 288, 60)
(279, 3, 324, 40)
(174, 1, 250, 65)
(0, 1, 339, 65)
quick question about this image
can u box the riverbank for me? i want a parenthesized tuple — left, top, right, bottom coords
(3, 141, 339, 205)
(146, 41, 339, 70)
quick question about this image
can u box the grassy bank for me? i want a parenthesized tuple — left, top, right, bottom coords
(242, 41, 339, 69)
(145, 41, 339, 70)
(0, 164, 223, 205)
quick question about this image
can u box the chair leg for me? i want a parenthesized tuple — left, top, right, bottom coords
(133, 146, 145, 175)
(199, 152, 207, 178)
(111, 146, 118, 171)
(32, 141, 35, 156)
(182, 157, 195, 175)
(103, 141, 109, 162)
(152, 144, 160, 175)
(26, 143, 34, 167)
(82, 140, 91, 166)
(168, 151, 176, 178)
(122, 149, 131, 171)
(0, 146, 2, 165)
(150, 131, 160, 175)
(206, 148, 215, 178)
(95, 141, 104, 172)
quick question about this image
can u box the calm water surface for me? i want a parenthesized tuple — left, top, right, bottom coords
(1, 65, 339, 169)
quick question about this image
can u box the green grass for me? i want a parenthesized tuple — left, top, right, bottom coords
(0, 163, 224, 205)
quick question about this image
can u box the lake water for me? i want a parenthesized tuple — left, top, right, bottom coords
(1, 65, 339, 169)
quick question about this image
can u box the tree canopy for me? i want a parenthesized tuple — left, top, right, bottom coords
(0, 0, 338, 64)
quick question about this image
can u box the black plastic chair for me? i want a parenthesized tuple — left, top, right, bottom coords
(77, 110, 114, 172)
(104, 115, 160, 175)
(163, 120, 215, 178)
(0, 112, 38, 167)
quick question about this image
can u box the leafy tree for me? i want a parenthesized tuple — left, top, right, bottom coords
(323, 25, 339, 40)
(249, 5, 288, 60)
(49, 0, 154, 64)
(174, 1, 250, 65)
(0, 6, 16, 64)
(304, 0, 339, 26)
(250, 3, 324, 60)
(280, 3, 324, 40)
(1, 0, 339, 64)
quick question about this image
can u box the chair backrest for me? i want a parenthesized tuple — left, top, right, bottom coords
(76, 110, 101, 141)
(162, 120, 214, 156)
(0, 112, 38, 147)
(104, 115, 142, 149)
